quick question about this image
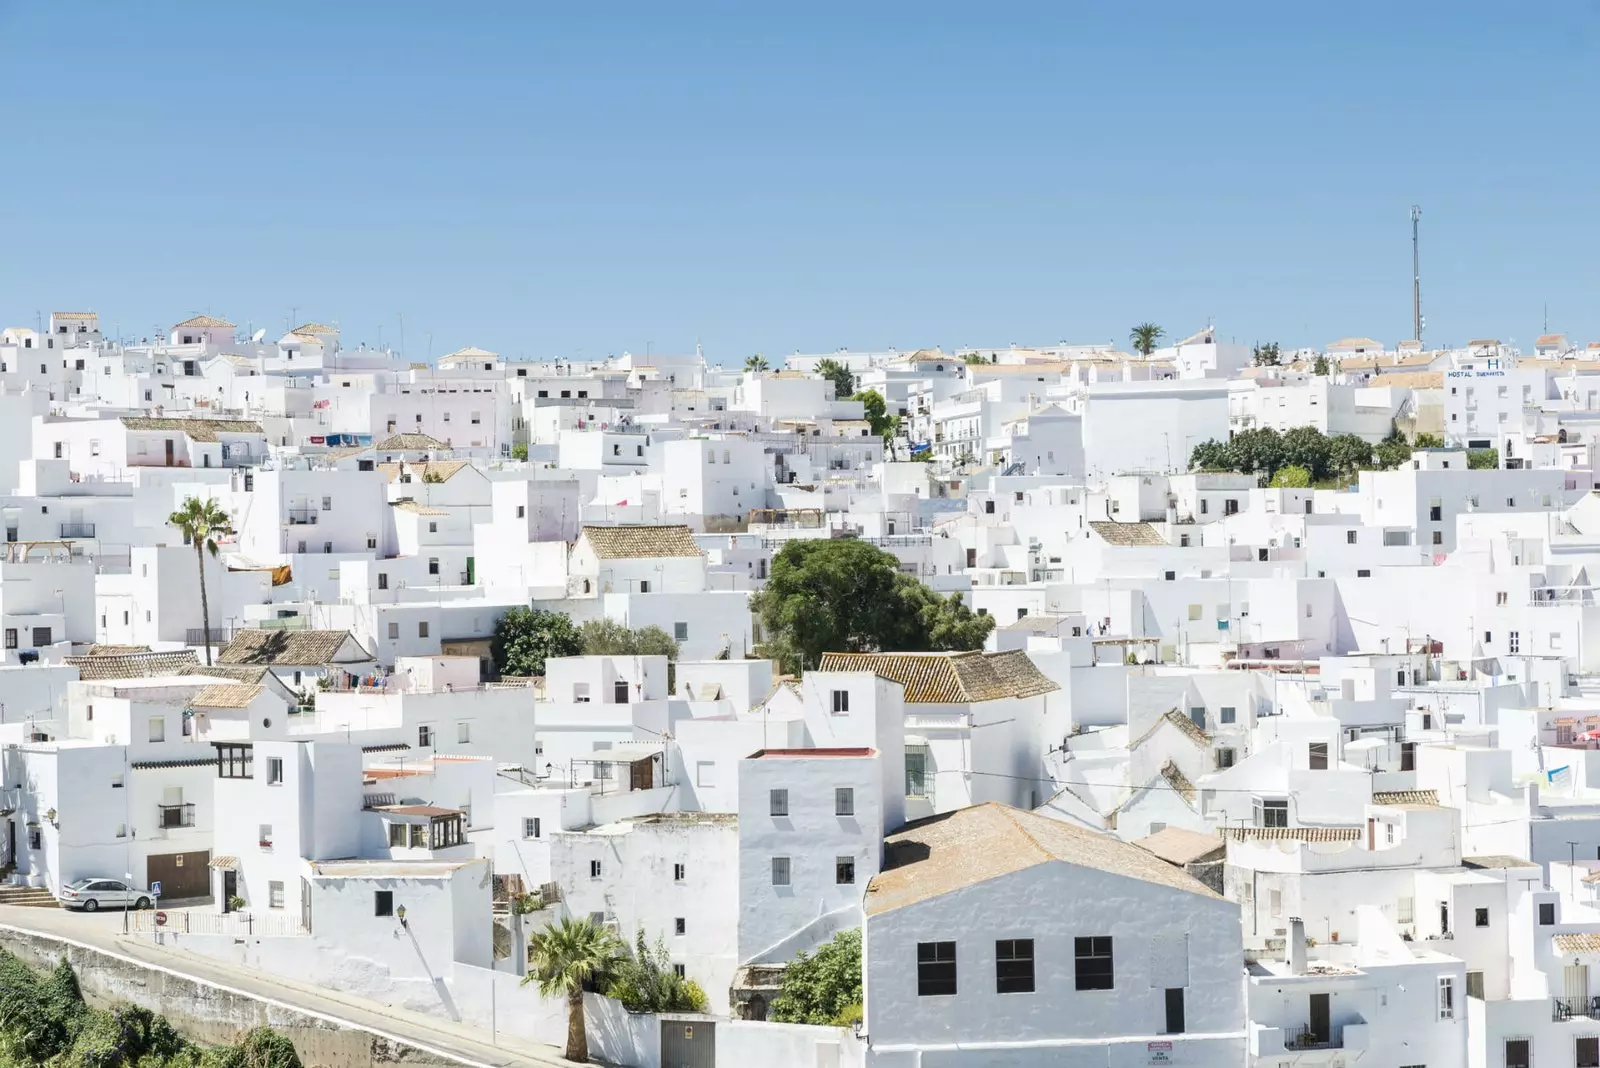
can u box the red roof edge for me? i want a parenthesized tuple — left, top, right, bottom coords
(749, 747, 876, 759)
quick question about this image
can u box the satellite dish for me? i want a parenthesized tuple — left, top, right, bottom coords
(251, 329, 266, 343)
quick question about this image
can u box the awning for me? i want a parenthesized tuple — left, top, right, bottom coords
(209, 855, 239, 871)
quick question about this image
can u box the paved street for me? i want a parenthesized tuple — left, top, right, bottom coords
(0, 905, 579, 1068)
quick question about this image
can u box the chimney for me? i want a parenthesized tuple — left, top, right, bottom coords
(1527, 781, 1541, 818)
(1286, 917, 1307, 975)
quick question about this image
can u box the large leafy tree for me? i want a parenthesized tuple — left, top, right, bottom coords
(578, 618, 679, 659)
(850, 389, 899, 441)
(1281, 426, 1332, 482)
(770, 928, 862, 1026)
(168, 496, 232, 666)
(1129, 323, 1165, 357)
(750, 540, 994, 673)
(1268, 464, 1312, 488)
(1327, 433, 1374, 475)
(492, 607, 582, 677)
(1188, 439, 1231, 471)
(1251, 341, 1281, 366)
(814, 358, 855, 399)
(606, 930, 707, 1014)
(524, 917, 622, 1063)
(1226, 427, 1285, 476)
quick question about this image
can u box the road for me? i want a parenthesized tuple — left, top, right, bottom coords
(0, 905, 580, 1068)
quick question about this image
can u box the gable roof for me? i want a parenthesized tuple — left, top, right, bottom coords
(1132, 708, 1211, 749)
(391, 500, 450, 516)
(376, 460, 470, 484)
(1372, 789, 1439, 807)
(120, 417, 265, 442)
(866, 803, 1219, 915)
(816, 650, 1057, 704)
(217, 629, 371, 667)
(444, 346, 498, 359)
(65, 649, 202, 681)
(1088, 521, 1167, 547)
(580, 524, 702, 559)
(376, 433, 447, 451)
(1135, 827, 1225, 866)
(173, 315, 235, 330)
(190, 683, 264, 709)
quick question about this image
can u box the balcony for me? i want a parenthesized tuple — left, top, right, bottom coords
(1553, 996, 1600, 1021)
(58, 523, 95, 539)
(1282, 1025, 1342, 1051)
(286, 509, 318, 525)
(158, 803, 195, 830)
(186, 626, 233, 646)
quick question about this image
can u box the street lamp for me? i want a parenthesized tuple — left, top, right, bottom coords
(396, 904, 407, 928)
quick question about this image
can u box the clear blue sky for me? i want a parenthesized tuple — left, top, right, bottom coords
(2, 2, 1597, 361)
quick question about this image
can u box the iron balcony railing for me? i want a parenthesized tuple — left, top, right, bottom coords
(186, 626, 233, 645)
(1282, 1025, 1341, 1051)
(158, 802, 195, 830)
(286, 509, 318, 525)
(1553, 996, 1600, 1021)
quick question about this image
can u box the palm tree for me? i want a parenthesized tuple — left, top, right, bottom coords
(524, 917, 622, 1063)
(744, 353, 769, 373)
(1129, 322, 1165, 357)
(168, 496, 232, 666)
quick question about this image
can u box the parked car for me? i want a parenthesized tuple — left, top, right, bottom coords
(57, 878, 151, 912)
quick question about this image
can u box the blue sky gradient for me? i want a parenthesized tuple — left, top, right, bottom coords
(1, 2, 1597, 360)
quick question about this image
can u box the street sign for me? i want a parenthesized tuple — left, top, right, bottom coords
(154, 911, 168, 927)
(150, 881, 162, 898)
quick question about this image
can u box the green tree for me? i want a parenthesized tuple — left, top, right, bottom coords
(1373, 427, 1413, 469)
(1188, 439, 1231, 471)
(578, 618, 679, 659)
(770, 928, 862, 1025)
(1413, 432, 1446, 450)
(492, 607, 582, 677)
(1129, 323, 1165, 357)
(815, 358, 854, 399)
(1226, 427, 1285, 476)
(1268, 464, 1312, 488)
(1281, 426, 1332, 481)
(1468, 448, 1500, 470)
(1312, 355, 1332, 376)
(962, 352, 990, 365)
(510, 442, 529, 461)
(524, 917, 623, 1063)
(168, 496, 232, 666)
(744, 354, 769, 373)
(606, 930, 709, 1014)
(850, 389, 899, 440)
(1327, 433, 1374, 475)
(749, 540, 993, 674)
(1251, 342, 1281, 366)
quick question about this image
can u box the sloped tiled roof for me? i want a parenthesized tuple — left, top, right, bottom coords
(84, 644, 150, 657)
(444, 346, 498, 359)
(1223, 826, 1362, 843)
(376, 460, 470, 484)
(580, 524, 703, 560)
(1132, 708, 1210, 749)
(1135, 827, 1225, 866)
(120, 417, 265, 442)
(392, 500, 450, 516)
(375, 433, 447, 451)
(866, 803, 1218, 915)
(1372, 789, 1439, 806)
(817, 650, 1057, 704)
(1555, 933, 1600, 954)
(190, 683, 264, 709)
(1160, 760, 1196, 803)
(65, 650, 202, 681)
(51, 311, 97, 321)
(1463, 855, 1539, 870)
(173, 315, 235, 329)
(194, 664, 273, 685)
(1088, 521, 1167, 547)
(218, 629, 369, 666)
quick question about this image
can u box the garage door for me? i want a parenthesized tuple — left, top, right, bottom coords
(146, 850, 210, 900)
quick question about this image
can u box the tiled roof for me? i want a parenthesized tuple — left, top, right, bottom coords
(444, 346, 498, 359)
(65, 650, 201, 681)
(194, 665, 273, 685)
(1372, 789, 1439, 806)
(52, 312, 97, 321)
(816, 650, 1058, 704)
(1132, 708, 1210, 750)
(581, 524, 703, 559)
(293, 322, 338, 335)
(1223, 826, 1362, 843)
(1160, 760, 1196, 803)
(392, 500, 450, 516)
(1088, 521, 1167, 547)
(1463, 855, 1539, 870)
(132, 757, 216, 770)
(1135, 827, 1225, 866)
(218, 629, 368, 666)
(84, 644, 150, 656)
(173, 315, 235, 329)
(1555, 933, 1600, 954)
(375, 433, 447, 451)
(121, 417, 265, 442)
(866, 803, 1218, 915)
(377, 460, 470, 483)
(190, 683, 264, 709)
(1328, 337, 1384, 350)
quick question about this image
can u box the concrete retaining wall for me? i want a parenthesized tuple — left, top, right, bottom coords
(0, 925, 473, 1068)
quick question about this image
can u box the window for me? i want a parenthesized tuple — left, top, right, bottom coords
(674, 621, 688, 641)
(835, 787, 854, 816)
(831, 689, 849, 714)
(836, 857, 855, 885)
(1357, 568, 1371, 578)
(905, 746, 929, 797)
(1254, 798, 1289, 828)
(1467, 970, 1484, 1000)
(419, 725, 434, 748)
(523, 818, 541, 839)
(26, 827, 39, 850)
(1216, 747, 1236, 769)
(1497, 591, 1508, 606)
(419, 621, 429, 637)
(590, 860, 602, 878)
(639, 580, 650, 593)
(428, 557, 439, 575)
(388, 622, 399, 639)
(996, 939, 1034, 994)
(1347, 530, 1358, 544)
(1540, 902, 1556, 925)
(457, 721, 471, 744)
(1475, 907, 1489, 928)
(259, 824, 274, 850)
(375, 890, 394, 917)
(1165, 987, 1185, 1034)
(1578, 1036, 1599, 1068)
(771, 857, 791, 886)
(769, 789, 790, 816)
(516, 505, 525, 518)
(268, 881, 285, 909)
(674, 863, 686, 881)
(1432, 530, 1443, 546)
(149, 718, 165, 743)
(1074, 936, 1114, 990)
(917, 942, 957, 996)
(31, 626, 51, 647)
(1505, 1039, 1530, 1068)
(673, 916, 685, 936)
(1438, 976, 1454, 1020)
(1510, 631, 1521, 653)
(378, 573, 389, 590)
(267, 758, 284, 785)
(3, 629, 14, 650)
(1309, 742, 1328, 770)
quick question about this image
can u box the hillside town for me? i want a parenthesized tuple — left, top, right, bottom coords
(2, 312, 1600, 1068)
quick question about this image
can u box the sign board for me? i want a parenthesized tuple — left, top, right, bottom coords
(154, 911, 168, 927)
(1148, 1040, 1173, 1066)
(150, 881, 162, 898)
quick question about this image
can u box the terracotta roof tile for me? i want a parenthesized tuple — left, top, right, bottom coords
(1223, 826, 1362, 843)
(65, 650, 201, 680)
(1135, 827, 1225, 866)
(1555, 933, 1600, 953)
(1088, 521, 1167, 547)
(1132, 708, 1210, 749)
(121, 417, 264, 443)
(218, 629, 369, 667)
(190, 683, 264, 709)
(816, 650, 1057, 704)
(1373, 789, 1439, 806)
(580, 524, 703, 560)
(375, 433, 447, 451)
(173, 315, 235, 330)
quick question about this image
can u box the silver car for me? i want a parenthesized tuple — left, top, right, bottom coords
(57, 878, 152, 911)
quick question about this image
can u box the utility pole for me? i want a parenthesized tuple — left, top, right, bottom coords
(1411, 205, 1423, 343)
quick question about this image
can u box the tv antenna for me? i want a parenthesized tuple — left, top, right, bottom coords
(1410, 205, 1423, 343)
